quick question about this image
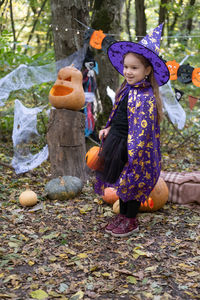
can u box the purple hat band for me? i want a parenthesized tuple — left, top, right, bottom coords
(107, 41, 170, 86)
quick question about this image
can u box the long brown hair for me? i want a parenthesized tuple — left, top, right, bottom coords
(116, 52, 163, 124)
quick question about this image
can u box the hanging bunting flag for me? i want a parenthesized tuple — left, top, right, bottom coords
(174, 88, 184, 101)
(101, 35, 116, 53)
(192, 67, 200, 87)
(84, 28, 95, 43)
(89, 30, 106, 49)
(188, 95, 198, 110)
(166, 60, 180, 80)
(177, 64, 194, 84)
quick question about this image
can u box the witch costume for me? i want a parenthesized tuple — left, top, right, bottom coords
(94, 24, 170, 205)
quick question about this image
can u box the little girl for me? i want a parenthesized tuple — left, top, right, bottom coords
(95, 24, 170, 237)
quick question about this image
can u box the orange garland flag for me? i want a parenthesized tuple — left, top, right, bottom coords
(192, 68, 200, 87)
(90, 30, 106, 50)
(166, 60, 180, 81)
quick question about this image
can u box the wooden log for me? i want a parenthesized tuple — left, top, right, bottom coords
(47, 109, 87, 181)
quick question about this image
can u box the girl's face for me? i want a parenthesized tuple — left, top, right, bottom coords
(123, 53, 151, 85)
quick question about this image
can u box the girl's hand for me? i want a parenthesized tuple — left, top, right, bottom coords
(99, 126, 111, 140)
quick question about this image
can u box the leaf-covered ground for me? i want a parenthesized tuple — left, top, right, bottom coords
(0, 140, 200, 300)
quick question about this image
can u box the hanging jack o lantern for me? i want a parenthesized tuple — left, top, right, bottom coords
(90, 30, 106, 49)
(166, 60, 180, 80)
(192, 68, 200, 87)
(177, 64, 194, 84)
(49, 65, 85, 110)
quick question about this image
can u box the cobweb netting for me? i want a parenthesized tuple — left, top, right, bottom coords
(1, 45, 88, 174)
(11, 100, 49, 174)
(159, 81, 186, 130)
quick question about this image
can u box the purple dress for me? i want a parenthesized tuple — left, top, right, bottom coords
(95, 79, 161, 203)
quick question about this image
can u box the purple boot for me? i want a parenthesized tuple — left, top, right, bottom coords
(105, 214, 125, 233)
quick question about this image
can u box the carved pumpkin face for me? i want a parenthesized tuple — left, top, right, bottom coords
(192, 68, 200, 87)
(177, 64, 194, 84)
(166, 60, 180, 80)
(49, 66, 85, 110)
(139, 177, 169, 212)
(90, 30, 106, 49)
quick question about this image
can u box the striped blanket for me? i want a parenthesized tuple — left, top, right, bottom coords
(161, 171, 200, 207)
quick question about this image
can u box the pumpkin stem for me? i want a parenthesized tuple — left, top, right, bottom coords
(25, 183, 30, 190)
(59, 177, 65, 186)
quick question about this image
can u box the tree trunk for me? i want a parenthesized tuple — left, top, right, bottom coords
(186, 0, 195, 34)
(47, 109, 87, 181)
(50, 0, 89, 60)
(49, 1, 89, 181)
(135, 0, 146, 41)
(167, 0, 183, 46)
(9, 0, 16, 50)
(91, 0, 125, 128)
(158, 0, 169, 34)
(24, 0, 48, 54)
(125, 0, 132, 41)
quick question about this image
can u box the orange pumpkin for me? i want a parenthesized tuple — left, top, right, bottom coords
(166, 60, 180, 81)
(192, 68, 200, 87)
(49, 65, 85, 110)
(113, 199, 120, 214)
(90, 30, 106, 49)
(102, 187, 119, 204)
(85, 146, 102, 170)
(139, 177, 168, 212)
(112, 177, 168, 214)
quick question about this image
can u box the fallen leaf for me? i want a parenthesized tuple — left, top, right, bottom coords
(69, 290, 84, 300)
(29, 289, 48, 299)
(59, 282, 69, 292)
(102, 272, 110, 277)
(77, 253, 88, 259)
(127, 276, 137, 284)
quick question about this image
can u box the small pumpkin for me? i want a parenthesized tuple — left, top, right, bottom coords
(102, 187, 119, 205)
(166, 60, 180, 80)
(112, 177, 169, 214)
(192, 68, 200, 87)
(45, 176, 83, 200)
(113, 199, 120, 214)
(49, 65, 85, 110)
(19, 184, 38, 207)
(85, 146, 102, 171)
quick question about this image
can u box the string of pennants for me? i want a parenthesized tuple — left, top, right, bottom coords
(83, 28, 200, 110)
(174, 89, 199, 111)
(166, 60, 200, 110)
(166, 60, 200, 87)
(84, 28, 200, 85)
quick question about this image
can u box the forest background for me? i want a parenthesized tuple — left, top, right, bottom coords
(0, 1, 200, 300)
(0, 0, 200, 171)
